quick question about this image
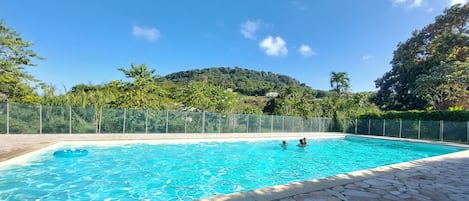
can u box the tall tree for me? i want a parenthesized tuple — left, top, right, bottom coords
(374, 4, 469, 110)
(0, 21, 43, 103)
(114, 64, 166, 109)
(330, 71, 350, 94)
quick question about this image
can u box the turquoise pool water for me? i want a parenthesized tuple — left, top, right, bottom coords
(0, 136, 462, 200)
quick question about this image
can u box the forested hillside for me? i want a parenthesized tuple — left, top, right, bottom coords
(158, 67, 318, 97)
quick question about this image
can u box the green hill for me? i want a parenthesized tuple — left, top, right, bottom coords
(157, 67, 318, 96)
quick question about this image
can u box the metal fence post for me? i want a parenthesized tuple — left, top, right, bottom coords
(98, 107, 102, 134)
(165, 111, 169, 133)
(259, 115, 261, 133)
(202, 111, 205, 133)
(418, 120, 421, 139)
(368, 119, 371, 135)
(355, 119, 358, 134)
(145, 109, 149, 134)
(440, 120, 443, 142)
(246, 115, 249, 133)
(383, 119, 386, 136)
(69, 106, 72, 134)
(399, 119, 402, 138)
(184, 111, 188, 134)
(218, 113, 222, 134)
(39, 104, 42, 134)
(467, 121, 469, 144)
(6, 102, 9, 135)
(271, 115, 274, 133)
(123, 109, 126, 134)
(282, 116, 285, 132)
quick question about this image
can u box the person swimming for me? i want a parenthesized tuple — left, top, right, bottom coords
(280, 140, 287, 149)
(297, 139, 306, 147)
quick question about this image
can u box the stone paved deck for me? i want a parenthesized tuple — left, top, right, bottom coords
(1, 134, 468, 201)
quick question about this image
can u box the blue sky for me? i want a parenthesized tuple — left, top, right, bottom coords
(1, 0, 467, 92)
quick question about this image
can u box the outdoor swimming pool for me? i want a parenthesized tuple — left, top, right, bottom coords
(0, 136, 463, 200)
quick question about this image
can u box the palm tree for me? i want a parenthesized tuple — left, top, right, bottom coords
(330, 71, 350, 94)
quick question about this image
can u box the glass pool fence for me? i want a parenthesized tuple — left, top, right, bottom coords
(0, 103, 331, 134)
(343, 118, 469, 144)
(1, 103, 467, 144)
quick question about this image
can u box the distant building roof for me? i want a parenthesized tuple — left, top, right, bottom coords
(265, 92, 278, 98)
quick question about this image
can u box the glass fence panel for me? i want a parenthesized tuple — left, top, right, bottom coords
(443, 121, 467, 143)
(284, 116, 295, 132)
(125, 109, 146, 133)
(261, 115, 272, 132)
(9, 104, 40, 134)
(420, 120, 440, 141)
(234, 114, 247, 133)
(272, 116, 283, 132)
(401, 120, 419, 139)
(356, 119, 369, 134)
(186, 112, 203, 133)
(342, 119, 355, 133)
(101, 108, 124, 133)
(303, 118, 313, 132)
(147, 110, 166, 133)
(384, 120, 400, 137)
(369, 119, 383, 136)
(167, 111, 185, 133)
(219, 114, 231, 133)
(71, 107, 96, 133)
(42, 105, 68, 134)
(247, 115, 261, 133)
(204, 112, 220, 133)
(0, 103, 6, 134)
(294, 117, 303, 132)
(311, 118, 321, 132)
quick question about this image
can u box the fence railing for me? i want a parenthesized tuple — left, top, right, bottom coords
(0, 103, 331, 134)
(344, 119, 469, 144)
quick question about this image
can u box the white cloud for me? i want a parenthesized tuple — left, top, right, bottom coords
(292, 0, 308, 11)
(298, 45, 316, 57)
(449, 0, 468, 6)
(240, 20, 261, 39)
(393, 0, 407, 3)
(132, 25, 160, 42)
(393, 0, 425, 7)
(409, 0, 424, 7)
(259, 36, 288, 56)
(362, 55, 373, 61)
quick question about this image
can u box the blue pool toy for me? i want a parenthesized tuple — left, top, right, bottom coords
(53, 148, 88, 158)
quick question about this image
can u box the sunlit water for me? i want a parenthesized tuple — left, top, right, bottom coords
(0, 136, 462, 200)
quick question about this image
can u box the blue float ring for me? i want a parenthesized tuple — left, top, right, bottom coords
(53, 149, 88, 158)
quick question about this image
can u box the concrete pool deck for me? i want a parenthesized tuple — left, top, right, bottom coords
(1, 133, 468, 201)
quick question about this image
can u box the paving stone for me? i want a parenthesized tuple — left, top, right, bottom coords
(363, 179, 392, 187)
(325, 189, 348, 201)
(342, 189, 379, 198)
(382, 194, 401, 201)
(354, 181, 370, 188)
(331, 185, 345, 192)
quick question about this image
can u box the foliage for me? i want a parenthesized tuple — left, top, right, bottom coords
(415, 61, 469, 109)
(374, 4, 469, 110)
(330, 71, 350, 94)
(158, 67, 318, 97)
(358, 110, 469, 121)
(0, 21, 43, 103)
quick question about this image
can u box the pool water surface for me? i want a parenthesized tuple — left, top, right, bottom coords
(0, 136, 462, 200)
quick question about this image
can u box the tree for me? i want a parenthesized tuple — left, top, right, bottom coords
(0, 21, 43, 103)
(415, 61, 469, 110)
(330, 71, 350, 94)
(375, 4, 469, 110)
(113, 64, 167, 109)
